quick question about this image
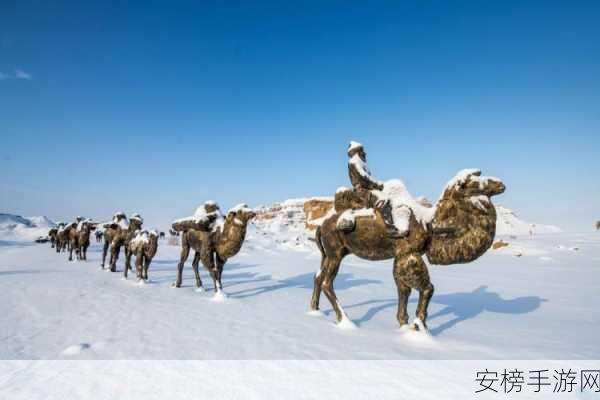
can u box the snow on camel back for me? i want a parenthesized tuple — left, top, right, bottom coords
(172, 201, 224, 233)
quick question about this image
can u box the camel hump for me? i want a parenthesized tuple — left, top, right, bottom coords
(172, 218, 211, 233)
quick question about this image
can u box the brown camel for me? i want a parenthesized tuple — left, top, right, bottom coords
(68, 219, 96, 261)
(56, 222, 72, 253)
(101, 212, 127, 269)
(124, 230, 159, 281)
(48, 228, 58, 248)
(173, 204, 256, 292)
(108, 214, 143, 272)
(312, 169, 505, 331)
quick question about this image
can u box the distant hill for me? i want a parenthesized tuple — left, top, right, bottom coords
(0, 213, 56, 242)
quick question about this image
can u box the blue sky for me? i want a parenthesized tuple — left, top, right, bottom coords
(1, 0, 599, 230)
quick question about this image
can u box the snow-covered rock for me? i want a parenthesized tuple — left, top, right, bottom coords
(495, 205, 561, 236)
(0, 213, 56, 242)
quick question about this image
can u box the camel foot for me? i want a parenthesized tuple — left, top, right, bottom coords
(195, 286, 205, 293)
(306, 309, 324, 317)
(211, 290, 228, 302)
(399, 318, 428, 333)
(170, 282, 181, 288)
(336, 314, 357, 330)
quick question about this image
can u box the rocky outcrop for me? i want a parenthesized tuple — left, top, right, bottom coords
(304, 199, 334, 230)
(253, 197, 333, 232)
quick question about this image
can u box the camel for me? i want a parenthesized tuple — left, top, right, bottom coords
(159, 231, 165, 239)
(95, 230, 103, 243)
(124, 230, 159, 281)
(48, 228, 58, 248)
(101, 212, 127, 269)
(55, 222, 72, 253)
(68, 219, 96, 261)
(596, 221, 600, 231)
(108, 214, 144, 272)
(172, 203, 256, 292)
(312, 169, 505, 331)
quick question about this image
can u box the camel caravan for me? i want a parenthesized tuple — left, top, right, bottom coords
(43, 140, 505, 333)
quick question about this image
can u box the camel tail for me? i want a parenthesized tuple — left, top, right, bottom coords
(314, 226, 325, 259)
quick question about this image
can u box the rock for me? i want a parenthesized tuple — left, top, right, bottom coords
(304, 199, 334, 230)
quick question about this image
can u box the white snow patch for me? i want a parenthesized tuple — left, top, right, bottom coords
(211, 291, 228, 302)
(61, 343, 91, 356)
(373, 179, 436, 231)
(336, 314, 357, 330)
(348, 140, 363, 152)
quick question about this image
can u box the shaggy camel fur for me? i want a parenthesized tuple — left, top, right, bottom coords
(124, 230, 159, 281)
(312, 169, 505, 331)
(68, 219, 96, 261)
(172, 204, 256, 292)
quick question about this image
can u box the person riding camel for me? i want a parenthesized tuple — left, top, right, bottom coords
(346, 141, 403, 238)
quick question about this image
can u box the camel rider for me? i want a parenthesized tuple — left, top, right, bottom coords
(347, 141, 403, 238)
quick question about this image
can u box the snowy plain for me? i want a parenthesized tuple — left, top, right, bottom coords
(0, 227, 598, 360)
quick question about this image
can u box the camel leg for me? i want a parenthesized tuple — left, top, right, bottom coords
(215, 253, 225, 291)
(310, 254, 327, 311)
(101, 241, 109, 268)
(143, 255, 150, 280)
(393, 261, 412, 327)
(123, 247, 133, 279)
(68, 239, 75, 261)
(320, 256, 345, 323)
(175, 240, 190, 288)
(394, 254, 434, 330)
(135, 251, 143, 280)
(125, 248, 132, 271)
(200, 250, 218, 292)
(110, 241, 121, 272)
(191, 252, 203, 289)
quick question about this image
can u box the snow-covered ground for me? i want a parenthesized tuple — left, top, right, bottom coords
(0, 226, 598, 360)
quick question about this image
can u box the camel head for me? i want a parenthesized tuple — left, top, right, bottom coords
(440, 169, 505, 203)
(129, 214, 143, 230)
(225, 204, 256, 227)
(427, 169, 505, 265)
(78, 219, 95, 232)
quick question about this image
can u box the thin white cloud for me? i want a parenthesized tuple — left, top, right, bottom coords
(15, 69, 32, 80)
